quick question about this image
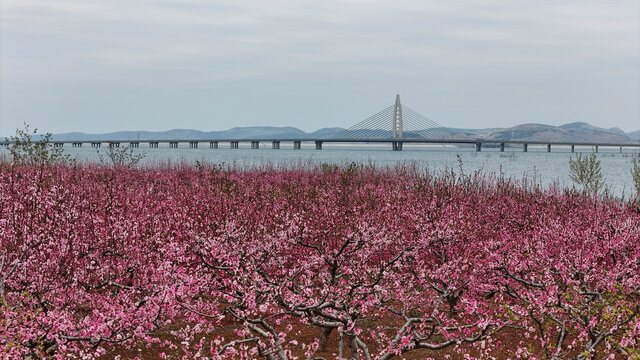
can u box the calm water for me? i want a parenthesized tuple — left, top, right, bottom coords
(3, 143, 639, 196)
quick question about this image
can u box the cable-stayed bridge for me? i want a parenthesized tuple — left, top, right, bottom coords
(328, 94, 463, 150)
(7, 95, 639, 153)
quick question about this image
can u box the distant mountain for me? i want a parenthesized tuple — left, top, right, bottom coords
(559, 122, 628, 136)
(49, 129, 203, 141)
(308, 127, 345, 138)
(50, 127, 314, 141)
(480, 123, 637, 143)
(627, 130, 640, 141)
(206, 126, 308, 139)
(48, 122, 639, 143)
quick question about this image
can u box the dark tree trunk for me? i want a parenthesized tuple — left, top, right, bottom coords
(317, 327, 333, 352)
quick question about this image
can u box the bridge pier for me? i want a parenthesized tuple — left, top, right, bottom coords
(129, 142, 139, 148)
(210, 141, 218, 149)
(523, 143, 528, 152)
(475, 142, 482, 152)
(169, 142, 178, 148)
(500, 143, 505, 152)
(272, 141, 280, 149)
(91, 142, 101, 148)
(571, 144, 575, 153)
(315, 141, 323, 150)
(620, 146, 623, 153)
(149, 141, 159, 148)
(230, 141, 239, 149)
(293, 141, 301, 150)
(109, 142, 120, 148)
(53, 142, 64, 148)
(251, 141, 260, 149)
(72, 142, 82, 148)
(595, 145, 598, 153)
(189, 141, 198, 149)
(547, 144, 551, 153)
(392, 141, 403, 151)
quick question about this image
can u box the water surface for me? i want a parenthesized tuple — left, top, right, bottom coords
(3, 143, 639, 197)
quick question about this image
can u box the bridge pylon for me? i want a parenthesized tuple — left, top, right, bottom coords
(329, 94, 461, 150)
(392, 94, 404, 150)
(392, 94, 403, 140)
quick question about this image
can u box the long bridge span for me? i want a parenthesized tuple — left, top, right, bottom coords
(5, 95, 639, 153)
(30, 138, 640, 153)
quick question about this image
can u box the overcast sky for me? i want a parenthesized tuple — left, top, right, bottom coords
(1, 0, 638, 135)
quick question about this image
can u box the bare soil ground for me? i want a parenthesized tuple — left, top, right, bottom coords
(100, 319, 625, 359)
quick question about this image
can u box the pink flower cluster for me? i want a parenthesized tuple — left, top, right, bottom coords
(1, 164, 638, 359)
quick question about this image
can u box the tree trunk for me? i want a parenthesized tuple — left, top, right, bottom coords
(348, 335, 360, 360)
(317, 327, 333, 352)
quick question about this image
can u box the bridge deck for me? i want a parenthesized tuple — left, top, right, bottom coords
(7, 139, 638, 147)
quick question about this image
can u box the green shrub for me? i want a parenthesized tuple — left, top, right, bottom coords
(97, 144, 145, 169)
(631, 156, 640, 196)
(569, 153, 603, 193)
(4, 124, 69, 166)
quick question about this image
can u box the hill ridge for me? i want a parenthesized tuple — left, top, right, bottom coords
(44, 123, 640, 143)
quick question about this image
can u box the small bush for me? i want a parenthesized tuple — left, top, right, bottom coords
(4, 124, 70, 166)
(632, 156, 640, 196)
(97, 144, 145, 169)
(569, 153, 603, 193)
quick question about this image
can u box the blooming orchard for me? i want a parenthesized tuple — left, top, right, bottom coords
(0, 163, 638, 359)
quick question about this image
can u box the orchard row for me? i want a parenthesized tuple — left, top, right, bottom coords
(1, 164, 638, 359)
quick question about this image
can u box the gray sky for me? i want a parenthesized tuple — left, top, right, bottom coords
(1, 0, 639, 135)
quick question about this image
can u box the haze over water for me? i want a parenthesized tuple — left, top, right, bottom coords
(19, 144, 639, 198)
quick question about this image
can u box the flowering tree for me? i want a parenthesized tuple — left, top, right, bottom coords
(1, 164, 638, 359)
